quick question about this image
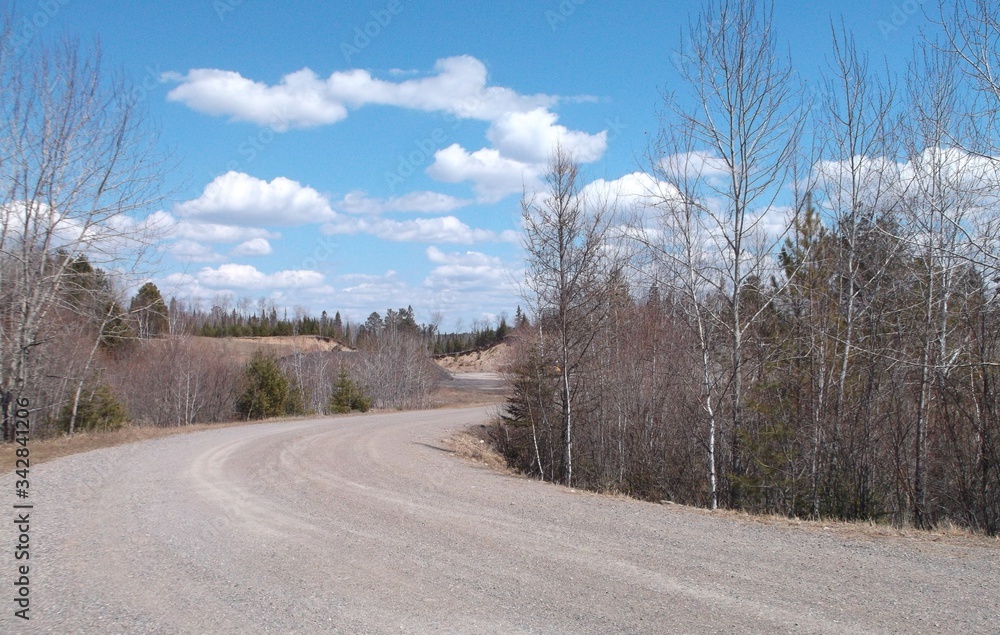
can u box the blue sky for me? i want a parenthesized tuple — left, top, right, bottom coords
(10, 0, 930, 328)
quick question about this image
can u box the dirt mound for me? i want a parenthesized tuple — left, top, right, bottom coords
(187, 335, 352, 363)
(435, 343, 510, 373)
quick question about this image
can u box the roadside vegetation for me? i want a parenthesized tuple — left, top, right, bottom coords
(496, 1, 1000, 536)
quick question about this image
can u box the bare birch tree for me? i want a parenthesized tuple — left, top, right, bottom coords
(0, 21, 164, 439)
(811, 24, 905, 518)
(935, 0, 1000, 156)
(897, 45, 998, 527)
(647, 0, 806, 506)
(522, 146, 614, 486)
(643, 136, 724, 509)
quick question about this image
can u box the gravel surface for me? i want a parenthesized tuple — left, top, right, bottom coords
(2, 407, 998, 634)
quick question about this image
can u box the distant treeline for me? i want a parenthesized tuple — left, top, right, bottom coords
(167, 297, 520, 354)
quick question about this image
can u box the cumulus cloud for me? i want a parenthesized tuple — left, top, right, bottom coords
(175, 172, 336, 226)
(166, 56, 609, 204)
(335, 190, 471, 215)
(230, 238, 273, 257)
(165, 56, 556, 130)
(424, 245, 506, 287)
(164, 68, 349, 131)
(486, 108, 607, 164)
(322, 215, 518, 244)
(159, 211, 280, 244)
(339, 270, 406, 295)
(814, 147, 1000, 217)
(658, 150, 732, 186)
(425, 246, 501, 266)
(1, 203, 171, 260)
(426, 111, 607, 203)
(166, 239, 226, 263)
(196, 264, 325, 290)
(580, 172, 682, 213)
(427, 145, 540, 202)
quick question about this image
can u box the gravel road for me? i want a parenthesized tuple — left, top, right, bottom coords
(3, 406, 998, 634)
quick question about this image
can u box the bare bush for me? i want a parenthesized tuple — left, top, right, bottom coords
(106, 337, 240, 426)
(356, 330, 440, 410)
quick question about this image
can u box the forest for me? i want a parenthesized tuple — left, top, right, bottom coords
(494, 1, 1000, 535)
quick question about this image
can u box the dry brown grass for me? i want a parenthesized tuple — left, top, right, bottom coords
(462, 434, 1000, 549)
(428, 386, 505, 408)
(0, 419, 279, 469)
(653, 500, 1000, 549)
(444, 430, 511, 473)
(553, 487, 1000, 548)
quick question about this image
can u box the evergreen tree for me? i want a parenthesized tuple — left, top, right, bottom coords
(327, 365, 371, 414)
(130, 282, 169, 338)
(58, 384, 128, 433)
(236, 352, 296, 420)
(333, 311, 344, 339)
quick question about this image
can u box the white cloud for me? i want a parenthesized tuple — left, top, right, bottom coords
(167, 56, 609, 204)
(659, 151, 732, 186)
(335, 270, 413, 314)
(580, 172, 682, 213)
(175, 172, 336, 226)
(162, 213, 280, 244)
(322, 215, 518, 244)
(427, 144, 540, 202)
(165, 56, 556, 130)
(230, 238, 273, 257)
(1, 203, 171, 261)
(814, 147, 1000, 218)
(166, 239, 226, 263)
(424, 246, 506, 287)
(335, 190, 472, 215)
(164, 68, 349, 131)
(164, 55, 608, 204)
(426, 111, 608, 203)
(487, 108, 607, 164)
(163, 272, 198, 286)
(425, 246, 501, 266)
(196, 263, 325, 290)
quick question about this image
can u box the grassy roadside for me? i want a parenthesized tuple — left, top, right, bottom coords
(0, 418, 281, 468)
(11, 374, 992, 549)
(446, 429, 1000, 550)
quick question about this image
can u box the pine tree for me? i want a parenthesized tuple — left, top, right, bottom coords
(58, 384, 128, 433)
(236, 352, 295, 420)
(328, 365, 371, 414)
(130, 282, 169, 338)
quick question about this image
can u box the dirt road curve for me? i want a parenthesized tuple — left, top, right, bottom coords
(3, 406, 998, 634)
